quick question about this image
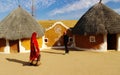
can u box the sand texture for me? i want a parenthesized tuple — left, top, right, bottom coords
(0, 49, 120, 75)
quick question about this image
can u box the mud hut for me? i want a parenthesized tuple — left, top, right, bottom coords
(72, 1, 120, 51)
(43, 22, 74, 49)
(0, 6, 45, 53)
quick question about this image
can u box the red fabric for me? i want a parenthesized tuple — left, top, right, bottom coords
(30, 32, 40, 61)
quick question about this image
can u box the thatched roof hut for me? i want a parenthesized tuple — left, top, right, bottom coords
(0, 6, 45, 40)
(72, 2, 120, 35)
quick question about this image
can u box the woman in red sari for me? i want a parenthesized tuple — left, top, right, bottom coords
(30, 32, 41, 66)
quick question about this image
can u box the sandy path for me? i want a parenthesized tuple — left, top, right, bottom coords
(0, 49, 120, 75)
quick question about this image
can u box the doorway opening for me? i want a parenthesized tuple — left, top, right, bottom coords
(107, 34, 117, 50)
(9, 40, 19, 53)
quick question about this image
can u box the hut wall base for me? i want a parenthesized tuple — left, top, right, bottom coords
(4, 40, 10, 53)
(4, 46, 10, 53)
(99, 34, 107, 51)
(74, 46, 107, 52)
(19, 46, 26, 53)
(117, 34, 120, 51)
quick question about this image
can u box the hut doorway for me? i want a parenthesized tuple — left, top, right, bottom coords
(9, 40, 19, 53)
(0, 39, 6, 52)
(107, 34, 117, 50)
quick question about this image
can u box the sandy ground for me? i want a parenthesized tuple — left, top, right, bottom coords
(0, 49, 120, 75)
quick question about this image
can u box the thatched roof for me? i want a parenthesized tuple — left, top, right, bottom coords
(72, 2, 120, 35)
(0, 6, 45, 40)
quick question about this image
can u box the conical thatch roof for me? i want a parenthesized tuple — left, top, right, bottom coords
(72, 2, 120, 35)
(0, 6, 45, 40)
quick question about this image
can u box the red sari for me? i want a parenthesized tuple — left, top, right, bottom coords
(30, 32, 40, 61)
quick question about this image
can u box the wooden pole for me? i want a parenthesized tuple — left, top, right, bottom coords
(18, 0, 20, 7)
(32, 0, 34, 16)
(99, 0, 102, 3)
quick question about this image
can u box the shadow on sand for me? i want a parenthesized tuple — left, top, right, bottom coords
(6, 58, 30, 66)
(41, 48, 83, 55)
(41, 50, 65, 55)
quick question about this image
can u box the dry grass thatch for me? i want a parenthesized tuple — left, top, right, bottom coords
(72, 3, 120, 35)
(0, 6, 45, 40)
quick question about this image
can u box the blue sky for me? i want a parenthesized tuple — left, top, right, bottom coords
(0, 0, 120, 20)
